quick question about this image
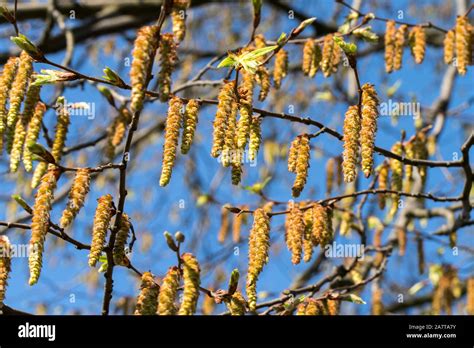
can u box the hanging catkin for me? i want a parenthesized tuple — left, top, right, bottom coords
(384, 20, 396, 73)
(388, 142, 403, 220)
(60, 168, 91, 228)
(409, 26, 426, 64)
(288, 136, 301, 173)
(0, 57, 18, 152)
(325, 157, 336, 196)
(403, 140, 415, 192)
(292, 134, 310, 198)
(217, 205, 230, 244)
(231, 162, 242, 185)
(160, 97, 183, 186)
(444, 30, 455, 64)
(467, 277, 474, 315)
(302, 39, 315, 76)
(285, 202, 304, 264)
(7, 51, 33, 128)
(171, 0, 189, 43)
(273, 48, 288, 89)
(303, 207, 314, 262)
(105, 107, 131, 160)
(23, 102, 46, 172)
(360, 84, 379, 178)
(158, 33, 178, 102)
(113, 213, 130, 266)
(393, 25, 407, 71)
(312, 204, 333, 247)
(29, 167, 60, 285)
(89, 194, 114, 267)
(255, 66, 270, 102)
(157, 266, 180, 315)
(211, 81, 235, 158)
(178, 253, 201, 315)
(377, 162, 389, 209)
(321, 34, 335, 77)
(0, 236, 12, 307)
(371, 285, 384, 315)
(455, 16, 472, 75)
(134, 271, 159, 315)
(221, 98, 238, 167)
(342, 105, 361, 183)
(180, 99, 200, 154)
(130, 25, 159, 114)
(248, 115, 261, 162)
(236, 86, 252, 149)
(246, 207, 270, 311)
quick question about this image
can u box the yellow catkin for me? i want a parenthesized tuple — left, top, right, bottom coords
(292, 134, 310, 198)
(157, 266, 180, 315)
(312, 204, 333, 247)
(455, 16, 472, 75)
(303, 299, 329, 315)
(302, 39, 315, 76)
(310, 44, 322, 77)
(236, 86, 253, 149)
(273, 49, 288, 89)
(393, 25, 407, 71)
(285, 203, 304, 265)
(29, 167, 60, 285)
(171, 0, 189, 43)
(134, 272, 159, 315)
(181, 99, 200, 154)
(158, 33, 178, 102)
(130, 25, 159, 114)
(7, 51, 33, 128)
(113, 213, 130, 266)
(247, 208, 270, 311)
(342, 105, 361, 183)
(0, 236, 12, 307)
(360, 84, 379, 178)
(231, 163, 242, 185)
(321, 34, 335, 77)
(467, 277, 474, 315)
(385, 20, 396, 73)
(288, 136, 301, 173)
(403, 140, 415, 192)
(23, 102, 46, 172)
(396, 226, 407, 256)
(221, 99, 238, 167)
(325, 157, 336, 196)
(60, 168, 91, 228)
(326, 299, 340, 315)
(388, 142, 403, 220)
(255, 66, 270, 102)
(89, 194, 114, 267)
(227, 291, 247, 315)
(217, 205, 230, 244)
(303, 207, 314, 262)
(159, 97, 183, 186)
(0, 57, 18, 146)
(105, 107, 131, 160)
(332, 45, 341, 73)
(371, 285, 384, 315)
(211, 81, 235, 158)
(444, 30, 455, 64)
(232, 207, 246, 243)
(178, 253, 201, 315)
(409, 26, 426, 64)
(377, 162, 390, 209)
(248, 116, 261, 162)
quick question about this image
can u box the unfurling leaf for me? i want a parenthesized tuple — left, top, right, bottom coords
(102, 67, 126, 87)
(343, 294, 367, 304)
(10, 34, 44, 60)
(333, 36, 357, 54)
(27, 142, 56, 164)
(32, 69, 78, 86)
(11, 194, 33, 214)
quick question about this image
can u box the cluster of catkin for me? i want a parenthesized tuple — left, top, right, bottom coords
(296, 298, 340, 315)
(385, 21, 425, 72)
(444, 16, 473, 75)
(432, 266, 462, 315)
(171, 0, 190, 43)
(159, 97, 200, 186)
(302, 34, 341, 78)
(217, 204, 247, 244)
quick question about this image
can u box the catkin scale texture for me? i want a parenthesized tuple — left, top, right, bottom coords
(158, 266, 180, 315)
(211, 81, 235, 158)
(134, 272, 159, 315)
(23, 102, 46, 172)
(0, 57, 18, 143)
(113, 214, 130, 266)
(360, 84, 379, 178)
(89, 194, 114, 267)
(158, 33, 178, 102)
(393, 25, 407, 71)
(409, 26, 426, 64)
(181, 99, 200, 154)
(455, 16, 472, 75)
(384, 21, 396, 73)
(292, 134, 310, 198)
(342, 105, 361, 183)
(7, 51, 33, 128)
(160, 97, 183, 186)
(178, 253, 201, 315)
(60, 168, 91, 228)
(285, 203, 304, 264)
(444, 30, 455, 64)
(273, 49, 288, 89)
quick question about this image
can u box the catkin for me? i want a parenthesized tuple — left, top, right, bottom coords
(273, 49, 288, 89)
(255, 66, 270, 102)
(113, 213, 130, 266)
(303, 207, 314, 262)
(221, 99, 238, 167)
(384, 20, 396, 73)
(7, 51, 33, 128)
(393, 25, 407, 71)
(342, 105, 361, 183)
(178, 253, 201, 315)
(105, 107, 131, 160)
(360, 84, 379, 178)
(248, 116, 261, 162)
(371, 285, 384, 315)
(89, 194, 114, 267)
(312, 204, 333, 247)
(403, 140, 415, 192)
(377, 162, 389, 209)
(217, 205, 230, 244)
(232, 206, 247, 243)
(247, 208, 270, 311)
(0, 57, 18, 146)
(60, 168, 91, 228)
(302, 39, 315, 76)
(236, 86, 252, 149)
(211, 81, 235, 158)
(130, 25, 159, 114)
(160, 96, 183, 186)
(29, 167, 60, 285)
(285, 203, 304, 264)
(0, 236, 12, 306)
(292, 134, 310, 198)
(158, 33, 178, 102)
(325, 157, 336, 196)
(181, 99, 200, 154)
(388, 142, 403, 220)
(413, 131, 428, 186)
(227, 291, 247, 315)
(467, 277, 474, 315)
(455, 16, 472, 75)
(23, 102, 46, 172)
(409, 26, 426, 64)
(134, 271, 159, 315)
(444, 30, 455, 64)
(302, 299, 329, 315)
(321, 34, 335, 77)
(327, 299, 340, 315)
(157, 266, 180, 315)
(171, 0, 189, 43)
(231, 163, 242, 185)
(288, 136, 301, 173)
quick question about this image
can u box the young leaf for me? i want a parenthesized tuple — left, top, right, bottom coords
(10, 34, 44, 60)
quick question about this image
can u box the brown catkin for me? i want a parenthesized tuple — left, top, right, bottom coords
(130, 25, 159, 114)
(416, 233, 425, 274)
(384, 20, 396, 73)
(467, 278, 474, 315)
(444, 30, 456, 64)
(247, 208, 270, 311)
(325, 157, 336, 196)
(113, 213, 130, 266)
(217, 205, 230, 244)
(0, 57, 18, 146)
(255, 66, 270, 102)
(303, 299, 329, 315)
(377, 162, 390, 210)
(211, 81, 235, 158)
(171, 0, 189, 43)
(321, 34, 335, 77)
(60, 168, 91, 228)
(455, 16, 472, 75)
(227, 291, 247, 315)
(29, 167, 60, 285)
(0, 236, 12, 306)
(231, 163, 242, 185)
(134, 272, 159, 315)
(7, 51, 33, 128)
(178, 253, 201, 315)
(273, 49, 288, 89)
(23, 102, 46, 172)
(236, 86, 253, 149)
(342, 105, 361, 183)
(303, 207, 314, 262)
(181, 99, 200, 154)
(158, 266, 180, 315)
(409, 26, 426, 64)
(413, 131, 428, 187)
(158, 33, 178, 102)
(388, 142, 403, 220)
(159, 97, 183, 186)
(232, 206, 247, 243)
(371, 285, 384, 315)
(248, 116, 262, 162)
(288, 136, 301, 173)
(292, 134, 310, 198)
(360, 84, 379, 178)
(393, 25, 407, 71)
(285, 202, 304, 264)
(89, 194, 114, 267)
(312, 204, 333, 247)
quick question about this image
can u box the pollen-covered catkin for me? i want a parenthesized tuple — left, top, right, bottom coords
(288, 136, 301, 173)
(181, 99, 200, 154)
(303, 207, 314, 262)
(377, 162, 389, 209)
(60, 168, 91, 228)
(0, 236, 12, 306)
(393, 25, 407, 71)
(236, 86, 253, 149)
(384, 20, 396, 73)
(211, 81, 235, 158)
(360, 84, 379, 178)
(105, 108, 130, 160)
(134, 272, 159, 315)
(247, 208, 270, 311)
(221, 99, 238, 167)
(113, 213, 130, 266)
(371, 285, 384, 315)
(292, 134, 310, 198)
(217, 205, 230, 244)
(171, 0, 189, 43)
(0, 57, 18, 144)
(409, 26, 426, 64)
(231, 163, 242, 185)
(255, 66, 270, 102)
(157, 266, 180, 315)
(227, 291, 247, 315)
(302, 39, 315, 76)
(130, 25, 159, 114)
(285, 203, 304, 264)
(89, 194, 114, 267)
(273, 48, 288, 89)
(321, 34, 335, 77)
(178, 253, 201, 315)
(444, 30, 456, 64)
(455, 16, 472, 75)
(248, 116, 261, 162)
(7, 51, 33, 128)
(160, 97, 183, 186)
(312, 204, 333, 247)
(158, 33, 178, 102)
(51, 97, 71, 164)
(342, 105, 361, 183)
(23, 102, 46, 172)
(29, 167, 60, 285)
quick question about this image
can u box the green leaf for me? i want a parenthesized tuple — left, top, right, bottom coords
(353, 26, 379, 43)
(102, 67, 126, 86)
(343, 294, 366, 304)
(227, 269, 240, 295)
(27, 142, 56, 164)
(10, 34, 44, 60)
(333, 36, 357, 54)
(240, 45, 278, 60)
(217, 55, 236, 69)
(11, 194, 33, 214)
(252, 0, 262, 12)
(277, 32, 287, 46)
(31, 69, 77, 87)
